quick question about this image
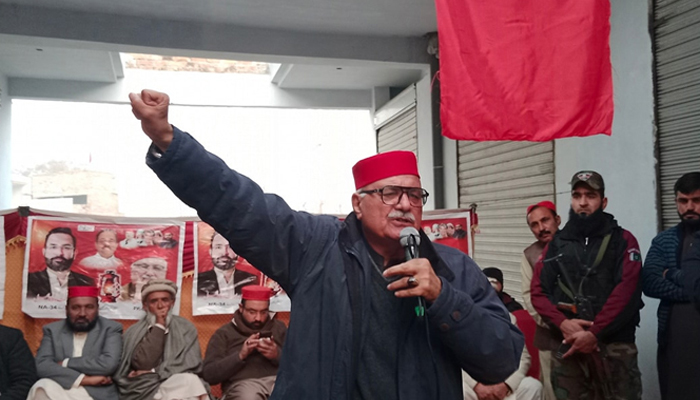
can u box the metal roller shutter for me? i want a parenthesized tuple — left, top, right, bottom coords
(655, 0, 700, 229)
(457, 141, 555, 300)
(377, 107, 417, 153)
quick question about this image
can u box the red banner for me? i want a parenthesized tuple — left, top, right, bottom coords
(435, 0, 613, 141)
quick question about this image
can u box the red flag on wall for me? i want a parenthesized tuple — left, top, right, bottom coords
(435, 0, 613, 141)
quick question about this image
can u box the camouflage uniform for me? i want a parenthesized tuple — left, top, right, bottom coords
(551, 343, 642, 400)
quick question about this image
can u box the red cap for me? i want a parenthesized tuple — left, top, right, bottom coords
(527, 201, 557, 215)
(242, 285, 273, 301)
(68, 286, 99, 299)
(352, 151, 420, 190)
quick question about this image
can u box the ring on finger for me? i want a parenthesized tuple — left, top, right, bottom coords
(407, 276, 418, 287)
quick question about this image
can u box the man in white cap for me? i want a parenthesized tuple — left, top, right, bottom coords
(203, 286, 287, 399)
(28, 286, 123, 400)
(129, 89, 522, 400)
(114, 279, 209, 400)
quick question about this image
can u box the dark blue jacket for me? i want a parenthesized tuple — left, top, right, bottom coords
(148, 127, 523, 400)
(642, 225, 685, 345)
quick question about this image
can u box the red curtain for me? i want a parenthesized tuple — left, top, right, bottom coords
(435, 0, 613, 141)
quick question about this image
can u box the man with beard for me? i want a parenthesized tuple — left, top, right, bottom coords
(203, 286, 287, 399)
(28, 286, 123, 400)
(158, 232, 178, 249)
(643, 172, 700, 400)
(27, 227, 95, 300)
(115, 279, 210, 400)
(531, 171, 643, 399)
(453, 223, 468, 239)
(520, 200, 560, 400)
(78, 229, 123, 271)
(197, 232, 258, 297)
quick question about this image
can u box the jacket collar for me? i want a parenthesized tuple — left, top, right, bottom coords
(339, 212, 454, 282)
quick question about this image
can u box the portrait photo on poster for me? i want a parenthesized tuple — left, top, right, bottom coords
(22, 216, 185, 319)
(192, 221, 290, 315)
(421, 211, 473, 256)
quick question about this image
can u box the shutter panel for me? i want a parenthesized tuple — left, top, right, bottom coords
(655, 0, 700, 229)
(377, 107, 418, 153)
(457, 141, 555, 300)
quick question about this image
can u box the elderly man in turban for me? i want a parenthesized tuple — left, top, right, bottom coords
(114, 279, 209, 400)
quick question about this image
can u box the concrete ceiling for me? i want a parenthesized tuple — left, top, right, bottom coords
(5, 0, 437, 37)
(0, 0, 437, 91)
(0, 42, 123, 83)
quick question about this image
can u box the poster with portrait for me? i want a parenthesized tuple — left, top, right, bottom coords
(193, 222, 290, 315)
(0, 215, 5, 318)
(422, 211, 473, 256)
(22, 216, 185, 319)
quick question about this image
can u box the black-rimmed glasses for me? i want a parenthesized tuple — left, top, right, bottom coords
(359, 185, 429, 207)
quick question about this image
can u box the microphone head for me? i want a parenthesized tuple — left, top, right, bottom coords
(399, 227, 421, 247)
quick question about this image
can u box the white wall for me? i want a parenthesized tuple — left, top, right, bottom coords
(553, 0, 659, 398)
(0, 70, 11, 209)
(416, 73, 436, 210)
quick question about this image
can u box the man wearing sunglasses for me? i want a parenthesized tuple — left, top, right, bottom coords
(129, 89, 522, 400)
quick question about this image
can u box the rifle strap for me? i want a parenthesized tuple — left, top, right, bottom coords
(592, 233, 612, 270)
(557, 277, 576, 301)
(556, 233, 611, 300)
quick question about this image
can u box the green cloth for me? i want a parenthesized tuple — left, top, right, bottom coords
(114, 315, 209, 400)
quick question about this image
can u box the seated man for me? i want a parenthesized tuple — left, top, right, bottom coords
(462, 312, 542, 400)
(28, 286, 123, 400)
(203, 286, 287, 400)
(483, 267, 524, 313)
(115, 279, 209, 400)
(0, 323, 38, 399)
(462, 269, 542, 400)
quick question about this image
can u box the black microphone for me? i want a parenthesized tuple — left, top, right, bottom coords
(399, 227, 425, 317)
(399, 227, 421, 261)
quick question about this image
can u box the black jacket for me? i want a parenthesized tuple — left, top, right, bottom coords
(532, 212, 643, 343)
(26, 269, 95, 298)
(0, 324, 37, 399)
(148, 126, 523, 400)
(197, 268, 258, 297)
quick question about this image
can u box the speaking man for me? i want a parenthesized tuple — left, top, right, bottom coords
(128, 89, 522, 400)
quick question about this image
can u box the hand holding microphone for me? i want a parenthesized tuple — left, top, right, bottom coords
(383, 227, 442, 304)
